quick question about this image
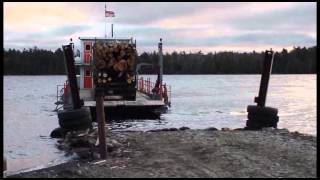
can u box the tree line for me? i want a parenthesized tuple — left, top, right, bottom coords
(3, 46, 316, 75)
(4, 47, 65, 75)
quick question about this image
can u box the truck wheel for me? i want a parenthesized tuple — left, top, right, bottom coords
(58, 107, 90, 120)
(247, 105, 278, 116)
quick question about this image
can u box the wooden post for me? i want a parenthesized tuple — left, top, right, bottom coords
(62, 44, 82, 109)
(3, 156, 6, 172)
(254, 50, 274, 107)
(160, 84, 163, 99)
(141, 77, 144, 92)
(146, 78, 148, 93)
(158, 38, 163, 89)
(147, 78, 149, 93)
(149, 78, 151, 94)
(111, 24, 114, 38)
(96, 92, 107, 159)
(148, 78, 150, 94)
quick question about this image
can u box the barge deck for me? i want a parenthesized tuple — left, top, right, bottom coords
(84, 92, 165, 107)
(87, 92, 169, 120)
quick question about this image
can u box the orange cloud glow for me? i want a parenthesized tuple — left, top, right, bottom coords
(4, 2, 89, 32)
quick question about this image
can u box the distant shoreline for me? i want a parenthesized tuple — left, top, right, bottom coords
(4, 46, 317, 75)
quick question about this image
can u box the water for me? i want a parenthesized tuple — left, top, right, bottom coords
(3, 75, 316, 175)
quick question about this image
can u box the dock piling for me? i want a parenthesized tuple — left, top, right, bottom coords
(254, 50, 274, 107)
(96, 92, 107, 159)
(245, 50, 279, 130)
(62, 44, 82, 109)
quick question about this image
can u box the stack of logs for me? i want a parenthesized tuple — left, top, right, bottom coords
(93, 41, 137, 85)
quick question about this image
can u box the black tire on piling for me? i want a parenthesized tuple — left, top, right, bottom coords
(246, 119, 278, 129)
(246, 111, 279, 130)
(58, 107, 92, 130)
(247, 105, 278, 116)
(58, 107, 91, 120)
(245, 120, 263, 130)
(59, 116, 92, 130)
(50, 127, 67, 138)
(89, 107, 97, 122)
(247, 114, 279, 124)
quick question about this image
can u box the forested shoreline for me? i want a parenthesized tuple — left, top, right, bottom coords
(3, 46, 316, 75)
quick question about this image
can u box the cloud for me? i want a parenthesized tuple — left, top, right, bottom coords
(157, 32, 316, 47)
(3, 2, 317, 52)
(80, 2, 238, 25)
(109, 24, 316, 47)
(229, 3, 316, 31)
(4, 2, 91, 32)
(4, 25, 90, 50)
(148, 2, 298, 29)
(49, 25, 91, 36)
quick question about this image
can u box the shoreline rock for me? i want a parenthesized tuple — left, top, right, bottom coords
(9, 128, 316, 178)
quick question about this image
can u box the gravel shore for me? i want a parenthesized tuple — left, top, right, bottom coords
(8, 128, 317, 178)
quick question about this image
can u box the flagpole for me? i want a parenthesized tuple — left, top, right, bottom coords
(105, 4, 115, 38)
(111, 24, 113, 38)
(104, 4, 107, 38)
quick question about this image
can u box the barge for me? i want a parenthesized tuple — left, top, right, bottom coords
(55, 37, 171, 121)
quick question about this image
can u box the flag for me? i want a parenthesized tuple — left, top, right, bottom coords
(105, 10, 115, 17)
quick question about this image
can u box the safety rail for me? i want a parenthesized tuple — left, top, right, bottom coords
(137, 77, 171, 106)
(55, 77, 172, 110)
(55, 80, 71, 111)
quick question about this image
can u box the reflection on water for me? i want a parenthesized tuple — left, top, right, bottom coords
(110, 75, 316, 135)
(4, 75, 316, 175)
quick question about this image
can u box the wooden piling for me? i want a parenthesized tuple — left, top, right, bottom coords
(246, 50, 278, 130)
(254, 50, 274, 107)
(62, 44, 82, 109)
(147, 78, 150, 94)
(158, 38, 163, 89)
(3, 156, 6, 172)
(96, 92, 107, 159)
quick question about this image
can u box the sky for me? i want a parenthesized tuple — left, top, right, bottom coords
(3, 2, 317, 54)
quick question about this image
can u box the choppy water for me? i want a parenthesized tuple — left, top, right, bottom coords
(3, 75, 316, 175)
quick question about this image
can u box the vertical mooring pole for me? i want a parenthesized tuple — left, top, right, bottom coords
(254, 50, 274, 107)
(158, 38, 163, 95)
(111, 24, 114, 38)
(62, 44, 82, 109)
(245, 49, 278, 130)
(141, 77, 144, 92)
(96, 92, 107, 159)
(159, 38, 163, 88)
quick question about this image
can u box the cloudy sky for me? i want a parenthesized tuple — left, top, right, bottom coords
(3, 2, 317, 53)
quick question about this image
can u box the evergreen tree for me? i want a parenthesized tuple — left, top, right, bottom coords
(3, 46, 316, 75)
